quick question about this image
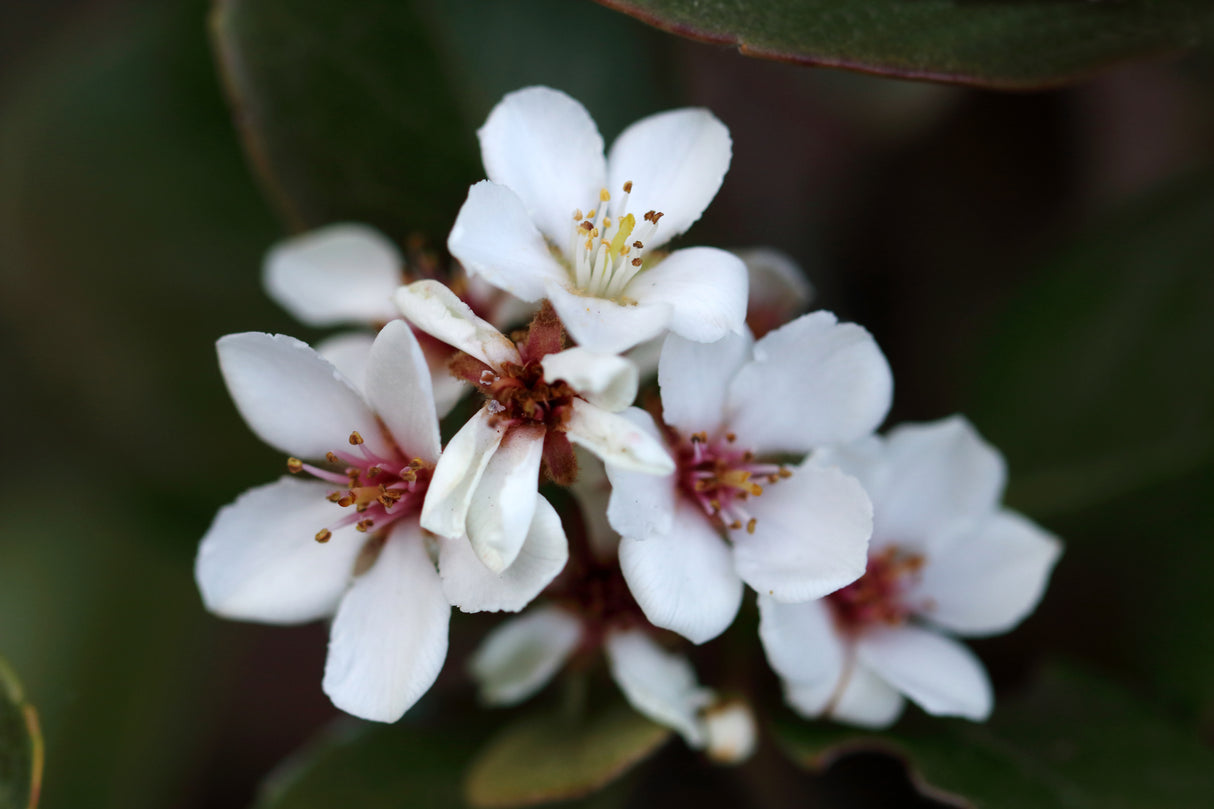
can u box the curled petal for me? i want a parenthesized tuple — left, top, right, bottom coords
(465, 426, 546, 573)
(263, 223, 401, 327)
(545, 281, 671, 355)
(421, 408, 506, 539)
(322, 524, 450, 722)
(394, 280, 519, 370)
(566, 401, 675, 475)
(469, 606, 582, 706)
(364, 320, 441, 464)
(541, 348, 638, 412)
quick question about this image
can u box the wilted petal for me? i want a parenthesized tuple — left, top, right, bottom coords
(757, 596, 844, 690)
(440, 495, 568, 613)
(196, 478, 363, 624)
(856, 626, 992, 721)
(605, 629, 712, 747)
(914, 510, 1061, 637)
(448, 181, 570, 302)
(421, 408, 506, 539)
(478, 86, 606, 249)
(619, 500, 744, 644)
(315, 332, 375, 393)
(606, 108, 731, 248)
(466, 426, 546, 573)
(827, 664, 905, 729)
(733, 463, 872, 603)
(263, 224, 401, 327)
(217, 332, 386, 459)
(394, 280, 519, 370)
(566, 400, 675, 475)
(545, 281, 671, 355)
(627, 247, 747, 344)
(658, 331, 753, 438)
(322, 524, 450, 722)
(871, 417, 1007, 549)
(364, 320, 441, 464)
(727, 312, 892, 456)
(469, 606, 582, 706)
(542, 348, 638, 412)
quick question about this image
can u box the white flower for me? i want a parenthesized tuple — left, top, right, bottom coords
(469, 606, 715, 750)
(448, 86, 749, 354)
(195, 321, 566, 722)
(262, 223, 529, 412)
(606, 312, 893, 644)
(395, 280, 674, 576)
(757, 417, 1062, 728)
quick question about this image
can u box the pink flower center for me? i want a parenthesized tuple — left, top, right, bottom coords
(826, 546, 925, 634)
(676, 431, 791, 534)
(287, 430, 432, 543)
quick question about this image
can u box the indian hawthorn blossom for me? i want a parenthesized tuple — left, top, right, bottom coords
(758, 417, 1062, 727)
(606, 313, 893, 644)
(195, 321, 566, 722)
(448, 85, 748, 354)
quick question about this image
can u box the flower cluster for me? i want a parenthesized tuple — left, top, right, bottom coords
(196, 86, 1060, 756)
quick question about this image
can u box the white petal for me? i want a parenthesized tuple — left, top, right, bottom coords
(619, 500, 744, 644)
(627, 248, 748, 344)
(469, 606, 582, 706)
(733, 463, 873, 602)
(315, 332, 375, 394)
(658, 331, 753, 438)
(364, 320, 441, 464)
(605, 629, 712, 747)
(914, 510, 1062, 637)
(440, 495, 568, 613)
(606, 108, 731, 248)
(322, 524, 450, 722)
(734, 247, 814, 331)
(624, 336, 663, 381)
(466, 426, 546, 573)
(604, 409, 678, 542)
(545, 281, 671, 355)
(263, 224, 401, 327)
(448, 181, 571, 302)
(394, 280, 519, 370)
(872, 417, 1007, 549)
(570, 449, 621, 562)
(216, 332, 387, 459)
(420, 408, 506, 539)
(726, 312, 893, 456)
(827, 664, 906, 729)
(478, 86, 606, 249)
(196, 478, 363, 624)
(756, 596, 845, 690)
(542, 348, 638, 412)
(856, 626, 992, 721)
(566, 400, 675, 475)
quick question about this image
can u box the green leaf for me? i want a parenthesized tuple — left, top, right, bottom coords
(465, 699, 671, 808)
(211, 0, 670, 246)
(966, 171, 1214, 518)
(0, 659, 42, 809)
(595, 1, 1212, 89)
(776, 663, 1214, 809)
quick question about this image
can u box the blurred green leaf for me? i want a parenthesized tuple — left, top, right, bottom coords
(0, 659, 42, 809)
(776, 663, 1214, 809)
(595, 0, 1212, 89)
(252, 720, 471, 809)
(465, 698, 671, 808)
(968, 171, 1214, 518)
(211, 0, 670, 247)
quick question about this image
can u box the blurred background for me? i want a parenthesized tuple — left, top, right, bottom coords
(1, 1, 1211, 807)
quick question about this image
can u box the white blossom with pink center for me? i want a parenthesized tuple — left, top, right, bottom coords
(605, 312, 893, 644)
(195, 321, 567, 723)
(394, 280, 674, 578)
(757, 417, 1062, 728)
(447, 85, 749, 355)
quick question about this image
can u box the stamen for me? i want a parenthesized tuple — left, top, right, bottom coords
(286, 457, 303, 473)
(315, 529, 332, 543)
(348, 431, 364, 445)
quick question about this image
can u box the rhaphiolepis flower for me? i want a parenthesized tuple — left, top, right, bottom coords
(606, 313, 893, 644)
(195, 321, 566, 722)
(448, 86, 748, 354)
(395, 279, 674, 576)
(758, 417, 1061, 727)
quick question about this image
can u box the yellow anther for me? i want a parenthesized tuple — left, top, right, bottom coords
(315, 529, 332, 543)
(356, 519, 375, 533)
(623, 180, 633, 193)
(348, 431, 364, 445)
(286, 457, 303, 473)
(600, 187, 611, 202)
(326, 452, 340, 464)
(572, 209, 583, 220)
(746, 518, 757, 534)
